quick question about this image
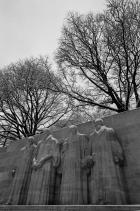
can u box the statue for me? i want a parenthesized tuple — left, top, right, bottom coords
(6, 136, 37, 205)
(60, 125, 89, 205)
(89, 118, 127, 204)
(26, 129, 60, 205)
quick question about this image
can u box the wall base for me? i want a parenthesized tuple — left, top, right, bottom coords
(0, 205, 140, 211)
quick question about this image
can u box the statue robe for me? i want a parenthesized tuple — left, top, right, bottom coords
(60, 133, 89, 205)
(26, 136, 60, 205)
(7, 143, 37, 205)
(89, 126, 126, 205)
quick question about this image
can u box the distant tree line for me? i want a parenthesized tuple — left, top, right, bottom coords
(0, 0, 140, 146)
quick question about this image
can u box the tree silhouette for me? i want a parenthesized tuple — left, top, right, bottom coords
(56, 0, 140, 112)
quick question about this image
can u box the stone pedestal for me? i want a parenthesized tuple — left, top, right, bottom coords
(0, 205, 140, 211)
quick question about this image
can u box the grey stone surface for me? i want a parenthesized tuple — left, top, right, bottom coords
(27, 134, 60, 205)
(7, 137, 37, 205)
(89, 120, 126, 204)
(1, 108, 140, 204)
(0, 205, 140, 211)
(59, 126, 89, 205)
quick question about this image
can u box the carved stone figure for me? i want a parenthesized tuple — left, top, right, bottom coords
(89, 119, 126, 204)
(26, 130, 60, 205)
(0, 152, 17, 204)
(60, 125, 89, 205)
(6, 136, 37, 205)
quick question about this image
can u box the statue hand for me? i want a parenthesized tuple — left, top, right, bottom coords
(11, 169, 16, 177)
(114, 156, 119, 163)
(53, 155, 60, 168)
(32, 163, 37, 170)
(87, 155, 95, 168)
(81, 155, 95, 169)
(32, 160, 42, 170)
(114, 154, 124, 166)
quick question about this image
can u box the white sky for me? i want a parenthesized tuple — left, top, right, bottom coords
(0, 0, 106, 68)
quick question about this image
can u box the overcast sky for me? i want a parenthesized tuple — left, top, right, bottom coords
(0, 0, 106, 68)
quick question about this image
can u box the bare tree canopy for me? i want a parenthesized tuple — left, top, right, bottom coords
(0, 57, 69, 144)
(56, 0, 140, 112)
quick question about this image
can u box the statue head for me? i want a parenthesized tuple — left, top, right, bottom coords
(45, 128, 51, 137)
(28, 136, 35, 146)
(95, 118, 104, 131)
(69, 125, 78, 135)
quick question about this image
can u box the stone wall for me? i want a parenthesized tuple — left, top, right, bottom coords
(1, 108, 140, 204)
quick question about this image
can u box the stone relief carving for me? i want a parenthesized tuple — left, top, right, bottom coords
(89, 118, 126, 204)
(2, 120, 128, 205)
(6, 136, 37, 205)
(59, 125, 89, 205)
(26, 129, 60, 205)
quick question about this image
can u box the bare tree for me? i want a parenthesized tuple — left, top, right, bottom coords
(56, 0, 140, 112)
(0, 57, 69, 144)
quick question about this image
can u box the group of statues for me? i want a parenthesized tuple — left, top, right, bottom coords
(6, 119, 127, 205)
